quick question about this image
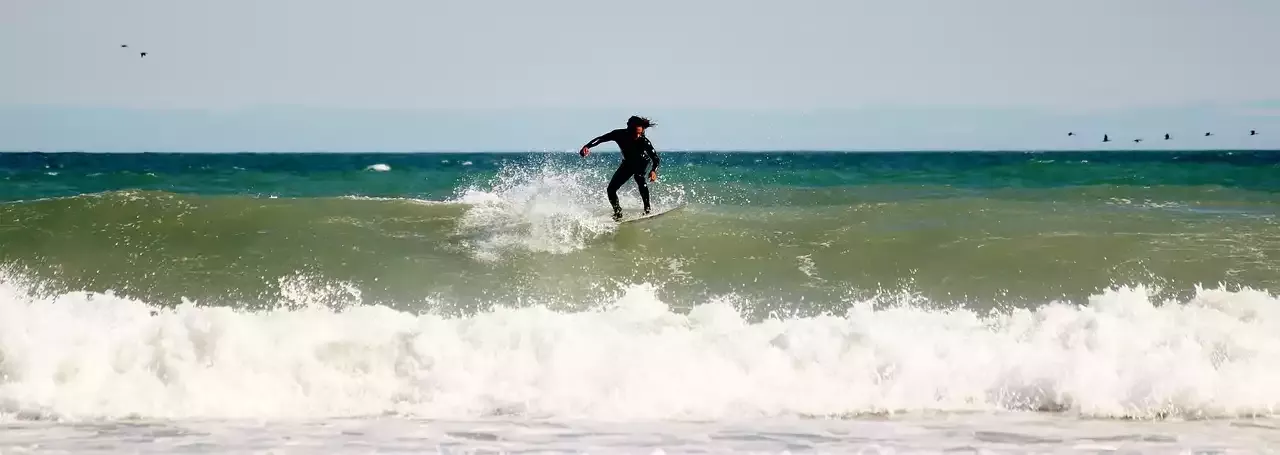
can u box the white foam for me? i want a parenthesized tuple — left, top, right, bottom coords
(337, 195, 450, 206)
(3, 272, 1280, 421)
(450, 157, 687, 261)
(7, 415, 1277, 453)
(366, 163, 391, 172)
(796, 254, 823, 283)
(452, 161, 616, 260)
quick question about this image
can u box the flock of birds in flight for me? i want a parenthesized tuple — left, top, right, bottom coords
(121, 44, 145, 58)
(1068, 130, 1260, 143)
(112, 43, 1267, 146)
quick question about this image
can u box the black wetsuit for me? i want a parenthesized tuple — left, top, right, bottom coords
(582, 128, 661, 218)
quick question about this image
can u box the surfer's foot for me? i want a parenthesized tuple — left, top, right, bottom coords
(612, 208, 623, 221)
(643, 208, 651, 215)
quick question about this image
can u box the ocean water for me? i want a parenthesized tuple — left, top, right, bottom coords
(2, 150, 1280, 453)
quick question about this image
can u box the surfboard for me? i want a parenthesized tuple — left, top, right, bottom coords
(618, 204, 685, 224)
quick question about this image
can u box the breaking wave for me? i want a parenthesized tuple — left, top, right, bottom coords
(2, 269, 1277, 421)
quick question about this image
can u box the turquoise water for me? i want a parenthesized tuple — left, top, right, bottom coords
(2, 150, 1280, 452)
(6, 150, 1280, 201)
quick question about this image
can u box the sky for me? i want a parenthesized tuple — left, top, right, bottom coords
(1, 0, 1278, 151)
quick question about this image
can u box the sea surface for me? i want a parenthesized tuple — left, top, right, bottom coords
(2, 150, 1280, 454)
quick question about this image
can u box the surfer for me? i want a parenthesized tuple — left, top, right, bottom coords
(580, 115, 661, 221)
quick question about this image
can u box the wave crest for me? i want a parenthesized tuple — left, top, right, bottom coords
(2, 270, 1278, 421)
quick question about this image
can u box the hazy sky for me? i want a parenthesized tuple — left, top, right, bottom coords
(2, 0, 1278, 150)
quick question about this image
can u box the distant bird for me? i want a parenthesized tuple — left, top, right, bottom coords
(1251, 130, 1259, 136)
(140, 52, 147, 58)
(1133, 138, 1143, 143)
(1103, 134, 1111, 143)
(1164, 133, 1171, 140)
(1205, 132, 1213, 137)
(121, 44, 128, 48)
(1067, 132, 1076, 136)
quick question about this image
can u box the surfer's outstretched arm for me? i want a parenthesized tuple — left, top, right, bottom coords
(583, 133, 615, 148)
(580, 130, 618, 157)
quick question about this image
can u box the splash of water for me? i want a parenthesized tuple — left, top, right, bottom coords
(450, 156, 682, 260)
(3, 267, 1280, 421)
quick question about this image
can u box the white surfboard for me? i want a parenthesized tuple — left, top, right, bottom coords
(618, 204, 685, 224)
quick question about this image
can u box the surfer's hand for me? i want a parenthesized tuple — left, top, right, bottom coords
(648, 171, 658, 182)
(580, 147, 590, 157)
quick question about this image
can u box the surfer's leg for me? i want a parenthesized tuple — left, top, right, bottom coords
(606, 163, 630, 220)
(632, 172, 651, 214)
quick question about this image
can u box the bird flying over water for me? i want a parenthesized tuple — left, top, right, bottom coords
(1252, 130, 1259, 136)
(1103, 134, 1110, 142)
(1164, 133, 1171, 140)
(140, 52, 147, 58)
(1133, 139, 1143, 143)
(1205, 132, 1213, 137)
(1067, 132, 1075, 136)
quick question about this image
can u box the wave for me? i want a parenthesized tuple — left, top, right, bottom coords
(3, 179, 1279, 312)
(450, 156, 688, 260)
(0, 154, 689, 264)
(2, 267, 1278, 421)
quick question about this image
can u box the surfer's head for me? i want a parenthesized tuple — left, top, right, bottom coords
(627, 115, 654, 135)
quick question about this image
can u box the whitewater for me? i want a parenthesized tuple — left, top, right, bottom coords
(3, 151, 1280, 453)
(4, 275, 1280, 452)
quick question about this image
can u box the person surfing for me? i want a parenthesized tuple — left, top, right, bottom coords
(579, 116, 661, 221)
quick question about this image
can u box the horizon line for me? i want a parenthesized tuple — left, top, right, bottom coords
(4, 149, 1279, 154)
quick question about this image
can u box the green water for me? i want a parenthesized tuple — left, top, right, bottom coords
(2, 151, 1279, 316)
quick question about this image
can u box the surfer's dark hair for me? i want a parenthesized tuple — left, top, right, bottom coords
(627, 115, 655, 128)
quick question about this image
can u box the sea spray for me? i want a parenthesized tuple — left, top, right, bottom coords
(450, 154, 693, 261)
(452, 155, 676, 260)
